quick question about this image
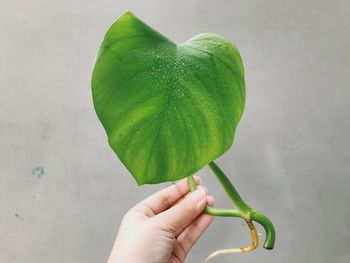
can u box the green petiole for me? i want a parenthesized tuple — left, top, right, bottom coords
(188, 161, 275, 250)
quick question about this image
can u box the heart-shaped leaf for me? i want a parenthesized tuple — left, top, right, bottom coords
(92, 11, 245, 185)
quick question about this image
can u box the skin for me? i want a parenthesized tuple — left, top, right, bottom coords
(107, 176, 214, 263)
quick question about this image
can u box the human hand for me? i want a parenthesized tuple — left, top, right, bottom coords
(107, 176, 214, 263)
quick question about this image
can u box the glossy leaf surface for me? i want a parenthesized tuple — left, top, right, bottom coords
(92, 11, 245, 185)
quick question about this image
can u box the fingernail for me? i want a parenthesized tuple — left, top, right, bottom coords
(207, 195, 215, 207)
(191, 188, 206, 203)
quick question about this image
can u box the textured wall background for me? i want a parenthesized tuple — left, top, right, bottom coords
(1, 0, 349, 262)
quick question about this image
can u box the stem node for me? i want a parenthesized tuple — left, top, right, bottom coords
(187, 160, 276, 259)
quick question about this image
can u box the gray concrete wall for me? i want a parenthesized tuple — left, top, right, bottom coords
(1, 0, 349, 262)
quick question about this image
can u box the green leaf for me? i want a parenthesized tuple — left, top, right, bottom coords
(92, 11, 245, 185)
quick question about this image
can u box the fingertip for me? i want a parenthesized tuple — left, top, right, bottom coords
(194, 176, 201, 185)
(191, 188, 207, 203)
(207, 195, 215, 207)
(203, 213, 215, 224)
(196, 185, 208, 194)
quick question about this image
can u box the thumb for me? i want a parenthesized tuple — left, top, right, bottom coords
(153, 188, 207, 233)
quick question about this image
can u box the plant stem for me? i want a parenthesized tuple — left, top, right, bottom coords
(250, 210, 275, 249)
(188, 175, 243, 218)
(187, 161, 275, 250)
(208, 162, 252, 218)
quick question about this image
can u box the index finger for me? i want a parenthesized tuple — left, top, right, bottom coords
(133, 176, 201, 216)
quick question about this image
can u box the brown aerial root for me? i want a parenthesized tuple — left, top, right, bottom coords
(204, 220, 259, 263)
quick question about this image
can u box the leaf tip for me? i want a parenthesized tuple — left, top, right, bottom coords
(119, 10, 136, 20)
(122, 10, 134, 15)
